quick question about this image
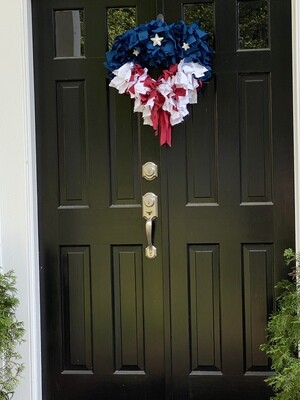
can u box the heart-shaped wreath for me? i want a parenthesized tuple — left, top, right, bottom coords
(105, 18, 213, 146)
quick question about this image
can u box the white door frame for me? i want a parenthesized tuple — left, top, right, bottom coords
(292, 0, 300, 253)
(0, 1, 299, 399)
(0, 1, 41, 400)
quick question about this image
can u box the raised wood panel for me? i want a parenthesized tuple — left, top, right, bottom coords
(109, 88, 141, 206)
(56, 81, 89, 207)
(243, 244, 273, 373)
(239, 74, 272, 204)
(186, 79, 218, 204)
(188, 245, 221, 374)
(61, 246, 92, 372)
(112, 246, 145, 373)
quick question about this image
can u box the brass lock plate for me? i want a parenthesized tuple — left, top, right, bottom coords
(142, 162, 158, 181)
(142, 192, 158, 220)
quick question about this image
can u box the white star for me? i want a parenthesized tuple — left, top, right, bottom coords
(151, 34, 164, 46)
(133, 49, 140, 56)
(182, 42, 190, 51)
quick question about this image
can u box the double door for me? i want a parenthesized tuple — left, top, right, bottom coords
(32, 0, 294, 399)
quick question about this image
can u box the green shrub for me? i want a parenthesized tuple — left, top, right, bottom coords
(0, 271, 25, 400)
(260, 249, 300, 400)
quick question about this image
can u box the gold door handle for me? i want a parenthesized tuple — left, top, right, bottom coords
(145, 219, 156, 258)
(142, 193, 158, 259)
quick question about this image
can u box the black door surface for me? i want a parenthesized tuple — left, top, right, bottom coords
(32, 1, 294, 399)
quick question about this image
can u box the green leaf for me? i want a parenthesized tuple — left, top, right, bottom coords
(0, 270, 24, 399)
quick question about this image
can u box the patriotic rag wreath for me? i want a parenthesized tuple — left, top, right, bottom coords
(105, 18, 213, 146)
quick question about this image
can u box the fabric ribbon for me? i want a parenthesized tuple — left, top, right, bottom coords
(109, 60, 208, 146)
(105, 19, 213, 81)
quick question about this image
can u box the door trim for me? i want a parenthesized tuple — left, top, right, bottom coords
(292, 0, 300, 253)
(0, 1, 42, 399)
(17, 1, 43, 399)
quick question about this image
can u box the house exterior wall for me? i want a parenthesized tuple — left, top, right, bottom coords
(0, 1, 41, 399)
(0, 1, 298, 399)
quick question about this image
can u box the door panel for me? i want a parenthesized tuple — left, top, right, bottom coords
(165, 1, 293, 398)
(33, 0, 294, 399)
(34, 1, 165, 399)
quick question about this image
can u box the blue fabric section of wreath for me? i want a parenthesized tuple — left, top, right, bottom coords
(105, 19, 213, 80)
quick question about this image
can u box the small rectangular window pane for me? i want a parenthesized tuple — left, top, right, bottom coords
(55, 10, 85, 57)
(107, 8, 137, 50)
(238, 1, 269, 49)
(183, 3, 214, 47)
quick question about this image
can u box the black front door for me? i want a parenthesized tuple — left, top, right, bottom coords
(33, 1, 294, 399)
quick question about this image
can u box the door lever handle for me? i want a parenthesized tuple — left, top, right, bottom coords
(142, 193, 158, 259)
(145, 219, 156, 258)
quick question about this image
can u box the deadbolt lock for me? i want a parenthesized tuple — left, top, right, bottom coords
(142, 162, 158, 181)
(142, 192, 158, 220)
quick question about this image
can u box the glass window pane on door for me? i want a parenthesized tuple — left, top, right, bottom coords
(107, 8, 136, 49)
(238, 0, 269, 49)
(183, 3, 214, 48)
(55, 10, 85, 57)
